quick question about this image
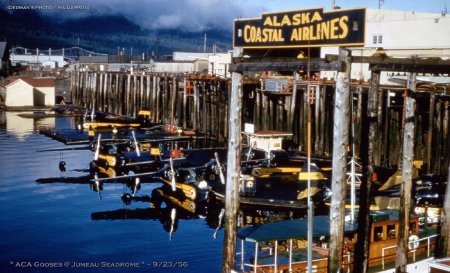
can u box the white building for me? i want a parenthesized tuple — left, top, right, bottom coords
(4, 77, 55, 107)
(208, 53, 232, 77)
(321, 8, 450, 83)
(173, 51, 232, 77)
(10, 48, 64, 68)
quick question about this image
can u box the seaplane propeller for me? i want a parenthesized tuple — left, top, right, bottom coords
(131, 131, 141, 157)
(83, 108, 88, 123)
(93, 173, 102, 199)
(94, 134, 101, 161)
(169, 158, 176, 191)
(169, 208, 177, 240)
(90, 107, 95, 122)
(213, 208, 225, 240)
(128, 170, 140, 196)
(214, 152, 225, 185)
(89, 169, 160, 182)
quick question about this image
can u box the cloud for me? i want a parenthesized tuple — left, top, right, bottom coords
(2, 0, 266, 31)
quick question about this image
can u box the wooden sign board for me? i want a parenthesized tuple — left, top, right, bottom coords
(233, 7, 365, 48)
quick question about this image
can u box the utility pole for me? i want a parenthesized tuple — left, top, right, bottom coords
(329, 47, 351, 273)
(204, 34, 207, 53)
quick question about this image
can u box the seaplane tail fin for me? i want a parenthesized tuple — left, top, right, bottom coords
(374, 196, 400, 210)
(378, 170, 402, 191)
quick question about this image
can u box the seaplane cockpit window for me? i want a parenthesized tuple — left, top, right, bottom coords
(108, 145, 117, 154)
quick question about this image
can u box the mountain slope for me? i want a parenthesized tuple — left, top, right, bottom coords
(0, 8, 232, 56)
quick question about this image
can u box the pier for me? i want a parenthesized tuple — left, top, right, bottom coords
(70, 68, 450, 175)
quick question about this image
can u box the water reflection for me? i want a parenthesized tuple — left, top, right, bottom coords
(0, 110, 55, 139)
(36, 169, 307, 240)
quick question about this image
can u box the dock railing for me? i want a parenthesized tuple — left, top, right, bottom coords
(381, 234, 439, 269)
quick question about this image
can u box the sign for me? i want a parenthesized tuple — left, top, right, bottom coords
(233, 7, 365, 48)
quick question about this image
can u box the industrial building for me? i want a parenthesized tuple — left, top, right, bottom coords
(320, 8, 450, 83)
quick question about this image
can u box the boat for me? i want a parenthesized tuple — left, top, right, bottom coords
(236, 210, 438, 273)
(429, 258, 450, 273)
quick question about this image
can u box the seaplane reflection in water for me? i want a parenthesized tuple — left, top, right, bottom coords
(90, 184, 309, 240)
(35, 164, 162, 199)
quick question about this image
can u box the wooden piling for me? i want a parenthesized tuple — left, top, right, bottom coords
(314, 85, 321, 154)
(170, 77, 177, 126)
(222, 51, 242, 273)
(183, 78, 188, 128)
(192, 81, 199, 130)
(155, 77, 161, 122)
(329, 48, 351, 273)
(354, 70, 380, 273)
(374, 80, 383, 166)
(426, 93, 436, 174)
(438, 164, 450, 257)
(395, 72, 416, 273)
(288, 81, 297, 134)
(317, 85, 326, 156)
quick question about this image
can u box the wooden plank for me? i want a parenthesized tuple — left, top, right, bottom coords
(330, 47, 351, 273)
(230, 60, 344, 73)
(326, 54, 450, 66)
(370, 63, 450, 73)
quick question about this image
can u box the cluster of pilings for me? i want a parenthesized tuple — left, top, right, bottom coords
(70, 70, 450, 176)
(222, 49, 450, 273)
(242, 80, 450, 175)
(70, 71, 229, 145)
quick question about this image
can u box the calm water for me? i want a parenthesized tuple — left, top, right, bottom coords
(0, 111, 224, 273)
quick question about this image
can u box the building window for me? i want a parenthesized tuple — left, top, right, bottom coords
(373, 34, 383, 44)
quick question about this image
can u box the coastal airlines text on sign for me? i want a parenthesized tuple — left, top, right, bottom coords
(233, 7, 365, 48)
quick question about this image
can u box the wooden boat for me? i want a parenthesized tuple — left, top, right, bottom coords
(429, 258, 450, 273)
(236, 210, 438, 273)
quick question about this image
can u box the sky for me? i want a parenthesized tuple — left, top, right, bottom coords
(1, 0, 448, 32)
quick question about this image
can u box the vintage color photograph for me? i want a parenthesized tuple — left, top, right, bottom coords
(0, 0, 449, 272)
